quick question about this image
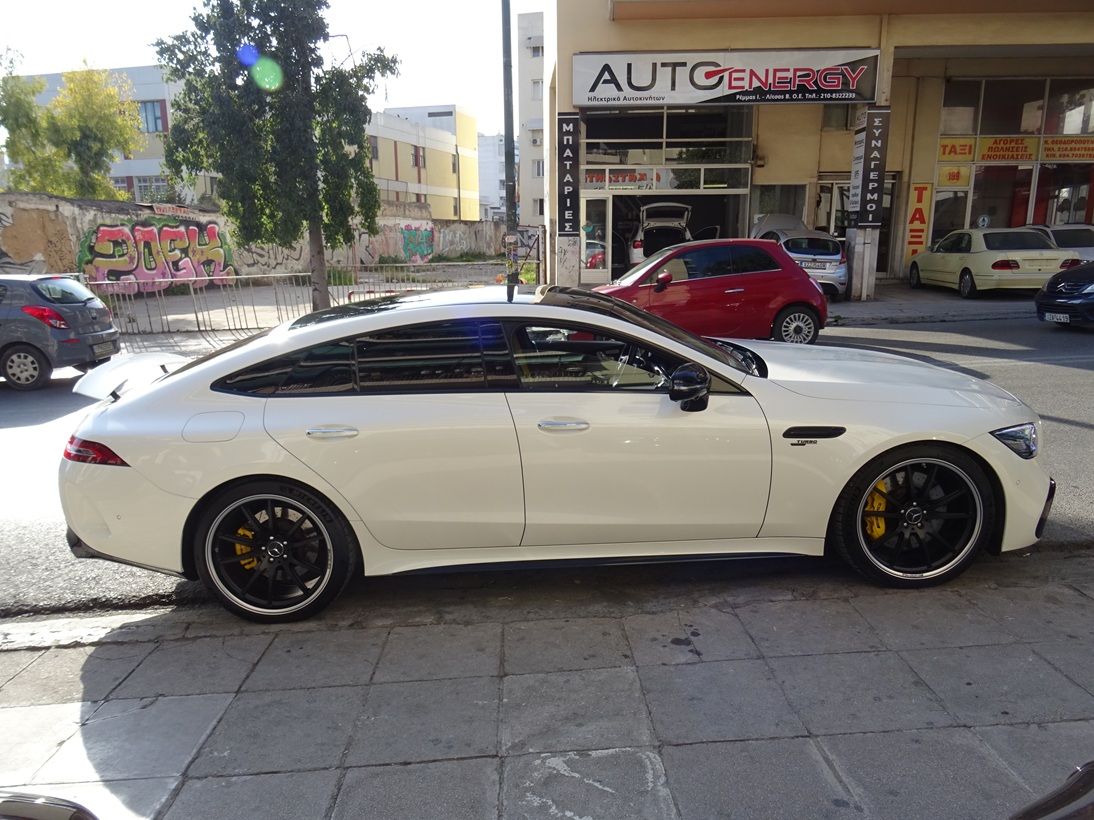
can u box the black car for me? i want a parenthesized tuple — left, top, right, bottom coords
(0, 274, 120, 390)
(1034, 260, 1094, 328)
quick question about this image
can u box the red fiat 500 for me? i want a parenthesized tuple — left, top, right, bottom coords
(595, 239, 828, 344)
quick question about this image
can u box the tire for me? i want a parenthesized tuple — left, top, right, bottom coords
(1, 344, 52, 391)
(827, 444, 996, 588)
(194, 480, 358, 622)
(772, 306, 820, 344)
(958, 270, 978, 299)
(909, 263, 923, 289)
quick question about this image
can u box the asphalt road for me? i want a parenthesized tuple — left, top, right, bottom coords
(1, 315, 1091, 618)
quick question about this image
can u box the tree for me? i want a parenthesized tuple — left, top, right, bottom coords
(156, 0, 399, 310)
(0, 54, 143, 200)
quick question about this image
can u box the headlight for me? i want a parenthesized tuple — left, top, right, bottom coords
(1081, 282, 1094, 294)
(991, 423, 1038, 459)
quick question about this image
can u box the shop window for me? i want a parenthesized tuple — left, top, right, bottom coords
(941, 81, 981, 135)
(979, 80, 1045, 135)
(752, 185, 807, 224)
(822, 104, 854, 130)
(970, 165, 1033, 229)
(585, 110, 663, 140)
(585, 142, 664, 165)
(1033, 163, 1094, 225)
(931, 191, 968, 244)
(1045, 79, 1094, 135)
(666, 108, 752, 140)
(665, 141, 751, 164)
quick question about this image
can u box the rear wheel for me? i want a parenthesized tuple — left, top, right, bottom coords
(958, 269, 978, 299)
(828, 444, 995, 587)
(194, 480, 357, 622)
(909, 263, 923, 289)
(772, 306, 820, 344)
(1, 344, 52, 391)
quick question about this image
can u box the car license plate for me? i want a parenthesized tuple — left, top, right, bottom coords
(800, 261, 827, 270)
(93, 341, 118, 356)
(1043, 312, 1070, 323)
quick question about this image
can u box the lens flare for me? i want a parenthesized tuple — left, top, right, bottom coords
(250, 56, 284, 92)
(236, 44, 259, 67)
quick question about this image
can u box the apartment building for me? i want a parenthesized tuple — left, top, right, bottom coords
(518, 12, 547, 227)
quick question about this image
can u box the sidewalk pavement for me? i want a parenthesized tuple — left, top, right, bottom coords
(4, 280, 1084, 820)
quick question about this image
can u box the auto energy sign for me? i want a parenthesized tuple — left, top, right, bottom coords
(574, 49, 879, 106)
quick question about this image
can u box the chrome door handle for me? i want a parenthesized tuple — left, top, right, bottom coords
(724, 288, 744, 293)
(305, 427, 359, 439)
(537, 420, 590, 431)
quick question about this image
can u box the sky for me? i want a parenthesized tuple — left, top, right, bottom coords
(1, 0, 546, 135)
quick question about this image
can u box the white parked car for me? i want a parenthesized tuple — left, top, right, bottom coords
(910, 228, 1083, 298)
(628, 202, 693, 264)
(61, 286, 1055, 622)
(1026, 224, 1094, 263)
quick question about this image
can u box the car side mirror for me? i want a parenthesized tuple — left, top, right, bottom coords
(653, 270, 674, 293)
(0, 792, 101, 820)
(669, 363, 710, 412)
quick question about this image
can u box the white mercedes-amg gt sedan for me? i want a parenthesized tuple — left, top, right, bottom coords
(59, 285, 1055, 622)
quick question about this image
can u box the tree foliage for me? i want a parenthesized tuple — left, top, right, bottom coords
(0, 55, 143, 200)
(155, 0, 398, 309)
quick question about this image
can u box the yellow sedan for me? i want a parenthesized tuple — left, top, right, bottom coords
(910, 228, 1083, 298)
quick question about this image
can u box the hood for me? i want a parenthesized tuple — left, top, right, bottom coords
(74, 353, 190, 400)
(750, 213, 807, 238)
(732, 341, 1022, 409)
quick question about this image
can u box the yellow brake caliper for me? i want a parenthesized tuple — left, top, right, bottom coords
(234, 526, 257, 569)
(864, 480, 887, 541)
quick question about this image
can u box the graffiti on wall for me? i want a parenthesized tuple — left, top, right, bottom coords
(356, 221, 437, 264)
(78, 217, 237, 294)
(0, 206, 74, 275)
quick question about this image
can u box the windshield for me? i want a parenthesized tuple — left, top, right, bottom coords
(32, 276, 100, 305)
(784, 237, 841, 256)
(612, 247, 676, 285)
(1050, 227, 1094, 248)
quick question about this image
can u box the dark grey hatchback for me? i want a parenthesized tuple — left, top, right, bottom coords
(1034, 260, 1094, 329)
(0, 274, 120, 390)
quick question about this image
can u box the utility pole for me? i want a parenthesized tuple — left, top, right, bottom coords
(501, 0, 519, 287)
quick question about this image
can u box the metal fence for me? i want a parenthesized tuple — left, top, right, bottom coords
(83, 261, 539, 345)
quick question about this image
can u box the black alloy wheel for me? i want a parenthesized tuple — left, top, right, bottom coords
(194, 480, 356, 622)
(829, 445, 995, 587)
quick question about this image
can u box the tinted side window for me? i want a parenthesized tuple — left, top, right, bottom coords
(357, 320, 510, 393)
(0, 284, 7, 303)
(677, 248, 734, 279)
(731, 246, 781, 273)
(279, 341, 356, 394)
(936, 234, 960, 253)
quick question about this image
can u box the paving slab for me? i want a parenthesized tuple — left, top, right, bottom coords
(503, 748, 678, 820)
(663, 738, 860, 820)
(503, 617, 631, 673)
(975, 720, 1094, 796)
(0, 643, 153, 706)
(639, 659, 805, 744)
(850, 589, 1017, 650)
(0, 702, 88, 785)
(821, 728, 1034, 820)
(161, 770, 341, 820)
(345, 676, 499, 765)
(902, 643, 1094, 725)
(960, 585, 1094, 641)
(1030, 639, 1094, 693)
(187, 686, 365, 776)
(242, 628, 385, 691)
(373, 623, 502, 682)
(734, 598, 886, 656)
(332, 759, 499, 820)
(111, 635, 271, 698)
(501, 667, 653, 755)
(25, 778, 178, 820)
(769, 651, 954, 734)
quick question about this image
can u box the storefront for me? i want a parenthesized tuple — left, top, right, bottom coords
(549, 1, 1094, 296)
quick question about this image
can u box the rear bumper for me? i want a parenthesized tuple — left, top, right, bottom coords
(51, 329, 120, 368)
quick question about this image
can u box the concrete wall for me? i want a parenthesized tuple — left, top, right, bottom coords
(0, 194, 507, 293)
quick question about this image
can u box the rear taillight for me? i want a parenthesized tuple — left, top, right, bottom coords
(1061, 258, 1084, 269)
(632, 240, 643, 249)
(64, 436, 129, 467)
(22, 305, 69, 329)
(991, 260, 1020, 270)
(840, 248, 846, 264)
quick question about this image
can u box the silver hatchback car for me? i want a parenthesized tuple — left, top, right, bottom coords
(0, 274, 120, 391)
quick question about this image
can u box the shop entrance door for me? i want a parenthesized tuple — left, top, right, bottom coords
(580, 197, 614, 285)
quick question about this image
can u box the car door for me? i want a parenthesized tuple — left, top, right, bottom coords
(643, 245, 750, 337)
(504, 319, 772, 548)
(921, 233, 969, 286)
(262, 320, 526, 551)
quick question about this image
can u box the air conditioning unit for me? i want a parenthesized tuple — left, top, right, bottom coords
(530, 138, 542, 146)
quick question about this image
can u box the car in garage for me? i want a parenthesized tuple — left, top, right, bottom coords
(596, 238, 827, 343)
(627, 202, 693, 264)
(1034, 259, 1094, 328)
(0, 274, 120, 391)
(909, 228, 1084, 298)
(61, 285, 1053, 622)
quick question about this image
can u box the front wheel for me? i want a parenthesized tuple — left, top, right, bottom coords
(1, 344, 52, 391)
(772, 306, 820, 344)
(828, 445, 996, 587)
(194, 480, 357, 622)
